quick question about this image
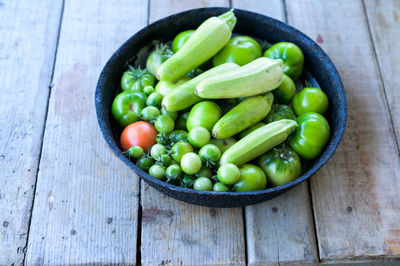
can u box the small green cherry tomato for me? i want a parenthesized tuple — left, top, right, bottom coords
(193, 177, 213, 191)
(217, 163, 240, 185)
(149, 164, 166, 180)
(141, 106, 160, 122)
(196, 166, 212, 179)
(264, 42, 304, 80)
(150, 143, 167, 160)
(213, 182, 230, 192)
(258, 144, 302, 186)
(233, 164, 267, 192)
(273, 74, 296, 104)
(146, 44, 174, 77)
(181, 152, 202, 175)
(175, 112, 190, 130)
(121, 66, 155, 91)
(161, 109, 178, 120)
(213, 36, 262, 66)
(155, 114, 175, 134)
(136, 156, 154, 172)
(168, 130, 188, 146)
(292, 87, 329, 116)
(112, 91, 147, 127)
(127, 145, 143, 158)
(159, 154, 172, 167)
(171, 141, 194, 162)
(264, 104, 296, 124)
(180, 174, 195, 188)
(166, 164, 182, 182)
(172, 30, 195, 52)
(289, 112, 330, 159)
(146, 92, 163, 107)
(199, 144, 221, 168)
(188, 127, 211, 148)
(143, 85, 155, 96)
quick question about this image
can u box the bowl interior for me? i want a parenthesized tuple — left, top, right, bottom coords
(95, 7, 346, 208)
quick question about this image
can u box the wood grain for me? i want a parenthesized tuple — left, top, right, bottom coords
(286, 0, 400, 261)
(140, 1, 245, 265)
(231, 1, 318, 265)
(364, 0, 400, 149)
(0, 0, 63, 264)
(25, 0, 148, 264)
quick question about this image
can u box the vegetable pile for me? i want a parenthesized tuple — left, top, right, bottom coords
(111, 10, 330, 192)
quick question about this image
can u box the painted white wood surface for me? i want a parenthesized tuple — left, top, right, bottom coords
(232, 1, 318, 265)
(287, 0, 400, 261)
(25, 0, 148, 264)
(0, 0, 63, 264)
(140, 1, 245, 265)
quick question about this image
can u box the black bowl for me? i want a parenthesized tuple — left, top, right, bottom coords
(95, 7, 346, 208)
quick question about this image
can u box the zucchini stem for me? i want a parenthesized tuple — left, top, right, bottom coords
(218, 9, 237, 31)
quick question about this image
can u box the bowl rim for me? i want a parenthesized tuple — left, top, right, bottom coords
(95, 7, 347, 198)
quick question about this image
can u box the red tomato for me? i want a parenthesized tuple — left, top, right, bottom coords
(120, 121, 158, 151)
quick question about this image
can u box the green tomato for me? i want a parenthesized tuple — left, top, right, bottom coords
(188, 127, 210, 148)
(239, 122, 265, 139)
(213, 36, 262, 66)
(264, 104, 296, 124)
(196, 166, 213, 179)
(209, 137, 237, 154)
(273, 74, 296, 104)
(187, 101, 222, 132)
(161, 109, 178, 120)
(180, 174, 195, 188)
(175, 112, 190, 130)
(149, 164, 166, 180)
(112, 91, 147, 127)
(258, 144, 301, 186)
(155, 76, 190, 96)
(172, 30, 195, 52)
(141, 106, 160, 122)
(136, 156, 154, 171)
(217, 163, 240, 185)
(156, 132, 169, 146)
(127, 145, 143, 159)
(213, 182, 230, 192)
(158, 153, 172, 167)
(150, 143, 167, 160)
(146, 92, 163, 107)
(233, 164, 267, 192)
(165, 164, 182, 183)
(293, 87, 329, 116)
(143, 85, 155, 96)
(289, 112, 330, 159)
(146, 44, 174, 77)
(199, 144, 221, 168)
(155, 114, 174, 134)
(264, 42, 304, 80)
(181, 152, 202, 175)
(168, 130, 188, 146)
(171, 141, 193, 162)
(121, 66, 155, 91)
(193, 177, 213, 191)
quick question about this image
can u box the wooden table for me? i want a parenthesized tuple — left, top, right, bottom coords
(1, 0, 400, 265)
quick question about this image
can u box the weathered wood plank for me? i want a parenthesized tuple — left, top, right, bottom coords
(25, 0, 148, 264)
(286, 0, 400, 261)
(231, 1, 318, 265)
(0, 0, 63, 264)
(140, 1, 245, 265)
(364, 0, 400, 149)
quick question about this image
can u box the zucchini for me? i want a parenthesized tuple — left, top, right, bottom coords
(156, 10, 236, 81)
(219, 119, 298, 166)
(162, 63, 239, 111)
(195, 57, 284, 98)
(212, 93, 274, 139)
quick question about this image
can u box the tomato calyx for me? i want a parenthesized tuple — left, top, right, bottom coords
(126, 66, 149, 82)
